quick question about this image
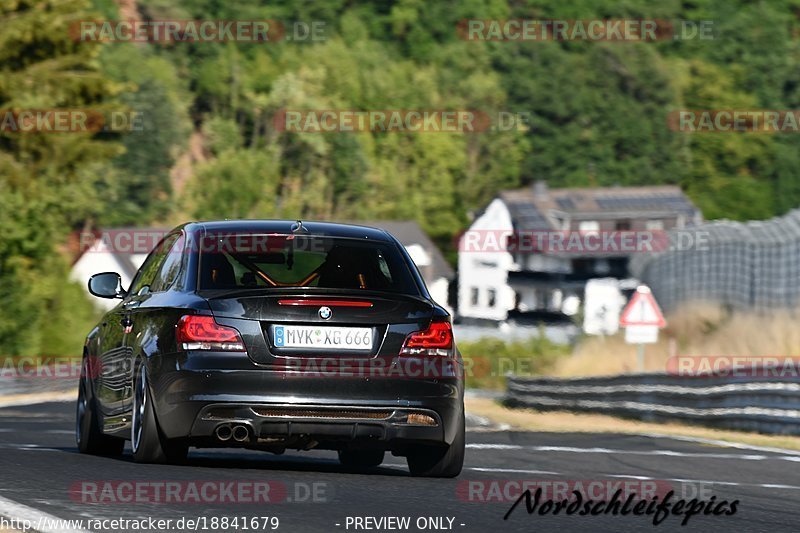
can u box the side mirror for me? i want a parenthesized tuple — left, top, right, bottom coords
(88, 272, 126, 299)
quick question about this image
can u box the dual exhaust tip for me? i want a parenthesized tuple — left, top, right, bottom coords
(215, 423, 251, 443)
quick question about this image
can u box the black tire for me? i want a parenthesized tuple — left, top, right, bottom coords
(76, 358, 124, 457)
(131, 363, 188, 464)
(406, 411, 465, 478)
(338, 449, 385, 468)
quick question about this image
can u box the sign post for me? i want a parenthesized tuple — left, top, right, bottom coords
(619, 286, 666, 372)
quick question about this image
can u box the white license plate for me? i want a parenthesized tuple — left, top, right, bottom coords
(273, 325, 373, 350)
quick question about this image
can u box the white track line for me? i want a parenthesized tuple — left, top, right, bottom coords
(467, 443, 772, 460)
(605, 474, 738, 487)
(634, 432, 800, 456)
(606, 473, 800, 491)
(466, 467, 800, 491)
(469, 467, 561, 475)
(0, 494, 90, 533)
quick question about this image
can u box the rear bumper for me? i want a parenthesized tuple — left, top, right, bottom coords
(148, 352, 463, 448)
(188, 403, 446, 449)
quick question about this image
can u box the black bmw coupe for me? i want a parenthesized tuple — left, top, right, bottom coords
(77, 220, 465, 477)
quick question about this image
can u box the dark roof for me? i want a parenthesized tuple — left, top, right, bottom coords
(193, 219, 453, 282)
(190, 220, 396, 242)
(499, 184, 701, 231)
(352, 221, 455, 281)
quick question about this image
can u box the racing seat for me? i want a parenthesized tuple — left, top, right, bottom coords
(201, 253, 237, 289)
(317, 246, 390, 290)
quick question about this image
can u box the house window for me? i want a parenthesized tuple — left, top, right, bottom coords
(487, 288, 497, 307)
(578, 221, 600, 233)
(646, 220, 664, 230)
(470, 287, 480, 306)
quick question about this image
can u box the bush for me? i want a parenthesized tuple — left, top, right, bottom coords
(458, 334, 570, 390)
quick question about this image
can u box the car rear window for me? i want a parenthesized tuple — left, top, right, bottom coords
(197, 234, 421, 295)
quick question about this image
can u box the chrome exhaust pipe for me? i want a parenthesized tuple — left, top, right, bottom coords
(215, 424, 232, 442)
(232, 424, 250, 442)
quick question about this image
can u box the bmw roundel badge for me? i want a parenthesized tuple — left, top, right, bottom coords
(318, 306, 332, 320)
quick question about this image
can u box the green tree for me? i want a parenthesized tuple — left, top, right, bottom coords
(0, 0, 120, 354)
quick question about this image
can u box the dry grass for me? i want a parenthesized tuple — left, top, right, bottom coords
(552, 301, 800, 377)
(0, 390, 76, 409)
(480, 304, 800, 450)
(552, 334, 657, 376)
(466, 397, 800, 451)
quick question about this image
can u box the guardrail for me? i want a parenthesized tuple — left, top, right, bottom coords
(504, 372, 800, 435)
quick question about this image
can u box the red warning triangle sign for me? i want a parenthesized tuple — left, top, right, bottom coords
(619, 287, 666, 328)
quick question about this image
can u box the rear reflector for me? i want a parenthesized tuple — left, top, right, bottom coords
(177, 315, 245, 351)
(400, 320, 453, 357)
(405, 413, 437, 426)
(277, 299, 373, 308)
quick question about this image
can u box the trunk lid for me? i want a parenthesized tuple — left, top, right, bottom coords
(205, 290, 434, 368)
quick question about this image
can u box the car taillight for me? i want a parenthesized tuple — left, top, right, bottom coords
(177, 315, 245, 351)
(400, 320, 453, 357)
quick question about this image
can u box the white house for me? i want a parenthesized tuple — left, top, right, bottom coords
(457, 198, 517, 321)
(457, 181, 701, 324)
(70, 238, 148, 311)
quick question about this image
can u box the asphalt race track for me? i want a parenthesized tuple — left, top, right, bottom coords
(0, 401, 798, 533)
